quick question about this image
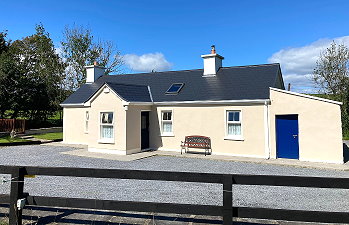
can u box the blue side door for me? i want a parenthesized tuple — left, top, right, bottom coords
(276, 115, 299, 159)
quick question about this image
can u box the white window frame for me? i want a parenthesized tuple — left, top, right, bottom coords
(161, 110, 174, 136)
(225, 110, 243, 141)
(84, 111, 89, 133)
(99, 111, 115, 143)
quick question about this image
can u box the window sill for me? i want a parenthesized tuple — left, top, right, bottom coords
(224, 136, 244, 141)
(160, 133, 174, 137)
(98, 139, 115, 144)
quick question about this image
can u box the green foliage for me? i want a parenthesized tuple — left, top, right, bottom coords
(0, 31, 10, 54)
(0, 25, 65, 121)
(0, 136, 31, 143)
(312, 42, 349, 96)
(61, 24, 123, 91)
(312, 42, 349, 138)
(32, 132, 63, 140)
(0, 31, 19, 118)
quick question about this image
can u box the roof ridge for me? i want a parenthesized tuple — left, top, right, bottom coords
(221, 63, 280, 69)
(107, 68, 204, 77)
(105, 63, 279, 77)
(105, 82, 148, 88)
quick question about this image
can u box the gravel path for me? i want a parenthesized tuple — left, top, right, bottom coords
(0, 145, 349, 213)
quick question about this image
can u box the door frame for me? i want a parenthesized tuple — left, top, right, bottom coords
(275, 114, 300, 159)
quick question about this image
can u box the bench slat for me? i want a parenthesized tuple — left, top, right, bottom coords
(181, 135, 212, 155)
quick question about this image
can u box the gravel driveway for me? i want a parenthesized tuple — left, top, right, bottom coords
(0, 145, 349, 213)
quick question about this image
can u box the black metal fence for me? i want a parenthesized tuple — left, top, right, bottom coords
(0, 165, 349, 225)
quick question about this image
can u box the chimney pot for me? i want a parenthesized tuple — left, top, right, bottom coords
(94, 61, 98, 66)
(211, 45, 216, 54)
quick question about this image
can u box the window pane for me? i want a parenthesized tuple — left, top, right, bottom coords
(166, 83, 184, 94)
(163, 112, 172, 121)
(101, 113, 107, 123)
(107, 113, 113, 123)
(162, 122, 172, 133)
(228, 111, 240, 121)
(141, 116, 147, 129)
(101, 112, 113, 124)
(228, 124, 241, 135)
(234, 112, 240, 121)
(101, 125, 113, 139)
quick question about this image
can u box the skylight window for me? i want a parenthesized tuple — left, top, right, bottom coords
(166, 83, 184, 95)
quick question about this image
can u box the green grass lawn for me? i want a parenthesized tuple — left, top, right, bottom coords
(0, 136, 31, 143)
(32, 132, 63, 140)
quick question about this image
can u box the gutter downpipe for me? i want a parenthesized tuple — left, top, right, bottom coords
(264, 100, 271, 159)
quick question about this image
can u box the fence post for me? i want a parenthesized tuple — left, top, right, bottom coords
(9, 167, 25, 225)
(12, 119, 15, 132)
(223, 174, 233, 225)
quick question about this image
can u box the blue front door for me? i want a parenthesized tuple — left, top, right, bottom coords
(276, 115, 299, 159)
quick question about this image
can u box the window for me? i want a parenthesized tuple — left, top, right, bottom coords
(161, 111, 173, 135)
(226, 111, 242, 139)
(100, 112, 114, 142)
(165, 83, 184, 95)
(85, 111, 89, 133)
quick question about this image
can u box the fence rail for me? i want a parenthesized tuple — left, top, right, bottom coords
(0, 119, 26, 133)
(0, 165, 348, 224)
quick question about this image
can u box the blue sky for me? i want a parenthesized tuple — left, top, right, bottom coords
(2, 0, 349, 92)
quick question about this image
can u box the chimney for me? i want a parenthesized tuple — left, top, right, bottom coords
(288, 83, 291, 91)
(201, 45, 224, 76)
(85, 62, 106, 83)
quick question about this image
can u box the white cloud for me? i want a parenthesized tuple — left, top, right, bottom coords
(268, 36, 349, 93)
(123, 53, 172, 72)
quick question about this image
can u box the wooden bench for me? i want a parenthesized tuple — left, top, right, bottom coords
(180, 135, 212, 156)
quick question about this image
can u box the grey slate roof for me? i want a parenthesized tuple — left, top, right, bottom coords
(62, 63, 284, 105)
(105, 83, 152, 102)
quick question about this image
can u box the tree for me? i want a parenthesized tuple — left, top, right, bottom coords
(312, 41, 349, 135)
(1, 24, 65, 120)
(313, 41, 349, 97)
(0, 31, 13, 117)
(0, 31, 10, 54)
(61, 25, 123, 91)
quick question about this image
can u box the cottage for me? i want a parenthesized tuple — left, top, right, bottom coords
(61, 46, 343, 164)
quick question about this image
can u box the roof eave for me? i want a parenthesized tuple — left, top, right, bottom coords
(270, 87, 343, 105)
(153, 99, 270, 106)
(60, 103, 85, 108)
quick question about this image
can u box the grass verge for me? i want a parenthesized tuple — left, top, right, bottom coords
(32, 132, 63, 140)
(0, 136, 31, 143)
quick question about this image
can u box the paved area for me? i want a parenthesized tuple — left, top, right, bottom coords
(62, 147, 157, 161)
(53, 142, 349, 171)
(0, 144, 349, 224)
(21, 127, 63, 135)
